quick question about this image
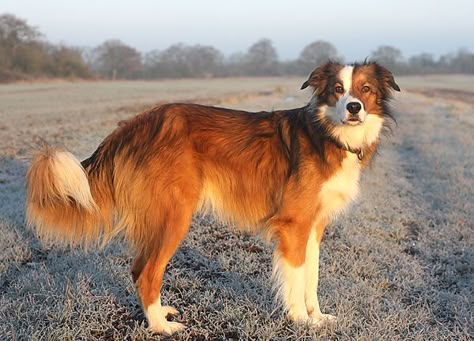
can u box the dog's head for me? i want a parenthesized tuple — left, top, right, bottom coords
(302, 61, 400, 150)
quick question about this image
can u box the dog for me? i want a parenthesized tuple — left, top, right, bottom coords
(25, 61, 400, 335)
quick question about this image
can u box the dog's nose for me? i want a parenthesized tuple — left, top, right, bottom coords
(346, 102, 362, 114)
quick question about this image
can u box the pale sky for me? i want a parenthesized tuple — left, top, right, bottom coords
(2, 0, 473, 61)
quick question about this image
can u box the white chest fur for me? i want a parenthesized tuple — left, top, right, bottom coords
(318, 153, 361, 219)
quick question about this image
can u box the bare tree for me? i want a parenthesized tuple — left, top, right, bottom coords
(46, 45, 92, 78)
(92, 39, 143, 79)
(143, 44, 223, 78)
(145, 44, 189, 78)
(298, 40, 342, 75)
(186, 45, 223, 77)
(0, 14, 42, 72)
(408, 53, 436, 74)
(0, 13, 41, 44)
(244, 38, 280, 76)
(225, 52, 246, 76)
(449, 48, 474, 73)
(371, 45, 404, 73)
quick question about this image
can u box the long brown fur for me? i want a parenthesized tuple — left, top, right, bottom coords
(25, 61, 399, 334)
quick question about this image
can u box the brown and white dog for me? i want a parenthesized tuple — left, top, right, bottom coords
(25, 61, 400, 334)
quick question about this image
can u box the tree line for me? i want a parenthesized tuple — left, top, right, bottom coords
(1, 13, 473, 82)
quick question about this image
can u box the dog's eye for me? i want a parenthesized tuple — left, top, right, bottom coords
(335, 86, 344, 94)
(362, 86, 370, 93)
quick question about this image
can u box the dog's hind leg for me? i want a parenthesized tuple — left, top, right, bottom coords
(131, 252, 147, 284)
(304, 221, 336, 326)
(134, 204, 195, 335)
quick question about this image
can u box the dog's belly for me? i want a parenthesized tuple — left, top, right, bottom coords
(318, 155, 361, 219)
(196, 179, 270, 230)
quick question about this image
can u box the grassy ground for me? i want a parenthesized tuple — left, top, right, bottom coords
(0, 76, 473, 340)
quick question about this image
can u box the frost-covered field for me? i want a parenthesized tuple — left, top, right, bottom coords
(0, 76, 472, 340)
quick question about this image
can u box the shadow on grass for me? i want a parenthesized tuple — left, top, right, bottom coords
(395, 130, 473, 334)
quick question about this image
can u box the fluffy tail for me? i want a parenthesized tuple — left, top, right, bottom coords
(25, 146, 114, 248)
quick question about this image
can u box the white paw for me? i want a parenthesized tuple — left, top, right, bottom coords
(147, 303, 185, 335)
(288, 307, 310, 322)
(149, 320, 186, 335)
(161, 305, 179, 318)
(309, 313, 337, 327)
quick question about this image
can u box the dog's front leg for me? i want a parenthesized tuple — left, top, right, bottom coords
(304, 222, 336, 326)
(273, 253, 308, 321)
(272, 221, 311, 322)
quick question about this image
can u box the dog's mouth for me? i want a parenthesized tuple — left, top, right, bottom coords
(341, 117, 363, 126)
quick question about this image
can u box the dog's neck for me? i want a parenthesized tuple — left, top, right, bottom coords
(326, 135, 365, 161)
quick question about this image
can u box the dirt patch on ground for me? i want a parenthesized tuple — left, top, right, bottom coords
(409, 88, 474, 105)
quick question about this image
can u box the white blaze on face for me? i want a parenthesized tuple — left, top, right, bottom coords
(336, 66, 367, 124)
(339, 65, 353, 92)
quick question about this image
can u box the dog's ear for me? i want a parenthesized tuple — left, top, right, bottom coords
(300, 79, 310, 90)
(301, 61, 341, 95)
(375, 63, 400, 92)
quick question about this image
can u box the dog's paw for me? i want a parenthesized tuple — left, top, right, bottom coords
(288, 307, 310, 322)
(309, 313, 337, 327)
(161, 305, 179, 318)
(147, 304, 185, 335)
(149, 320, 186, 335)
